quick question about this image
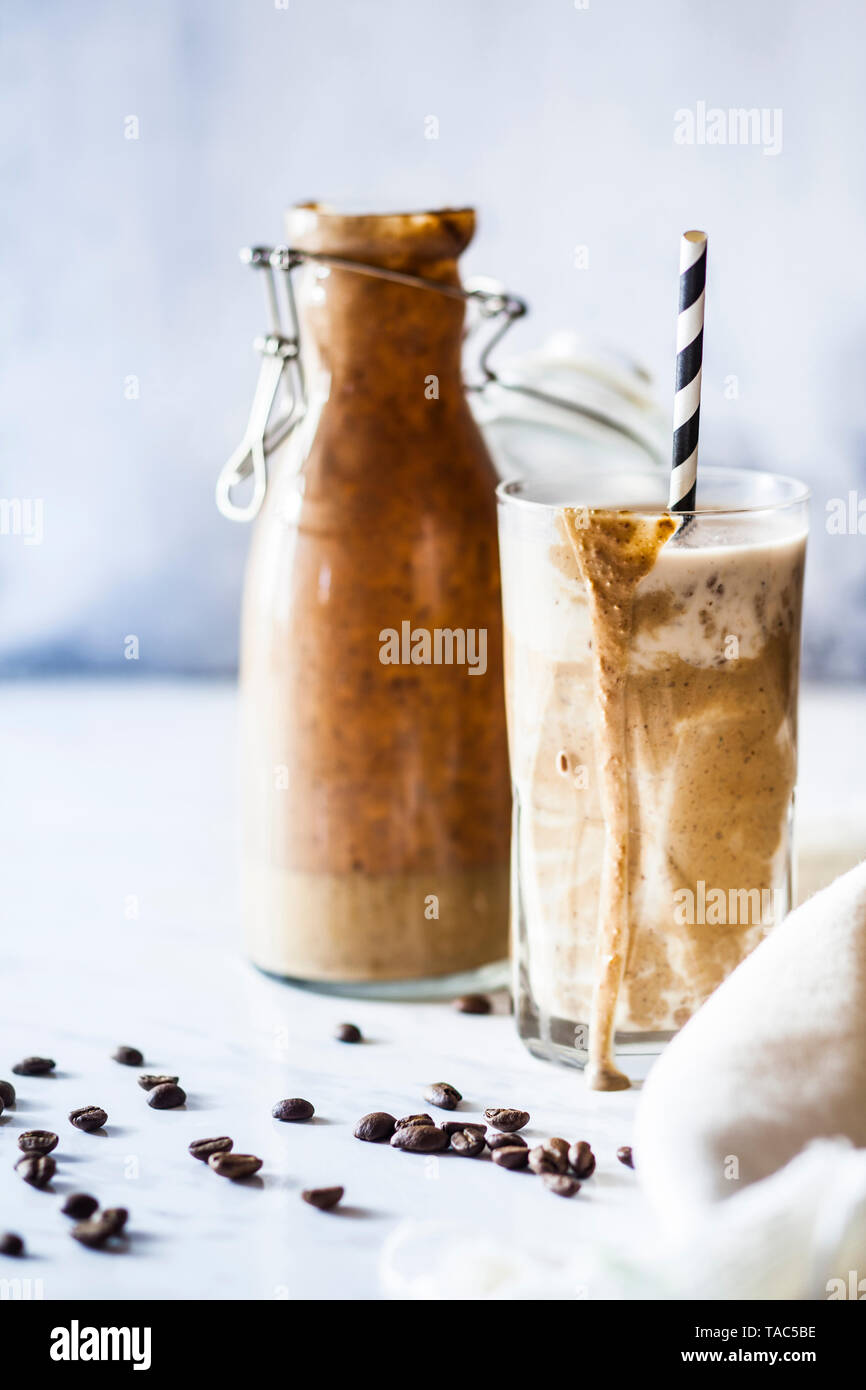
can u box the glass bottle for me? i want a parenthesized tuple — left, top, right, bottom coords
(239, 205, 511, 994)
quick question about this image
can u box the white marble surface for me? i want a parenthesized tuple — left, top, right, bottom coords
(0, 680, 862, 1301)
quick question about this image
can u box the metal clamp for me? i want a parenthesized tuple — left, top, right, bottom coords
(216, 244, 528, 522)
(215, 248, 306, 521)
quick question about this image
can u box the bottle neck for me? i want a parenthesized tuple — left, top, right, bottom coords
(300, 268, 466, 382)
(287, 205, 475, 385)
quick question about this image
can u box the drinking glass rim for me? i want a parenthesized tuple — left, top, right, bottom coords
(496, 465, 810, 517)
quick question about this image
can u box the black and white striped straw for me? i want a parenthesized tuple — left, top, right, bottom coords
(670, 230, 707, 512)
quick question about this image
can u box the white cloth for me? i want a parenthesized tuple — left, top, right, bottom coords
(634, 860, 866, 1222)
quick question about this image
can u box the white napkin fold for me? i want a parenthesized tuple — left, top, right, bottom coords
(635, 860, 866, 1224)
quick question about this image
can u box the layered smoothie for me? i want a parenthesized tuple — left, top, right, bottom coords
(499, 470, 807, 1087)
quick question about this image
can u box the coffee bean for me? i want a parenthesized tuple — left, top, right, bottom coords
(272, 1097, 314, 1122)
(353, 1112, 396, 1143)
(16, 1154, 56, 1188)
(334, 1023, 362, 1043)
(71, 1212, 126, 1249)
(487, 1131, 527, 1151)
(147, 1083, 186, 1110)
(529, 1138, 569, 1175)
(390, 1125, 449, 1153)
(616, 1145, 634, 1169)
(101, 1208, 128, 1236)
(112, 1046, 144, 1067)
(0, 1080, 15, 1108)
(528, 1144, 564, 1176)
(453, 994, 492, 1015)
(208, 1152, 263, 1180)
(569, 1140, 596, 1179)
(189, 1136, 233, 1162)
(62, 1193, 99, 1219)
(450, 1129, 486, 1157)
(423, 1082, 462, 1111)
(543, 1173, 581, 1198)
(137, 1074, 179, 1091)
(394, 1113, 435, 1130)
(18, 1130, 59, 1156)
(484, 1107, 529, 1133)
(440, 1120, 486, 1138)
(69, 1106, 107, 1133)
(12, 1057, 55, 1076)
(0, 1233, 24, 1256)
(301, 1186, 344, 1210)
(491, 1145, 530, 1170)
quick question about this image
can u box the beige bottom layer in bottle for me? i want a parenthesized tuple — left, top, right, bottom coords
(243, 862, 509, 982)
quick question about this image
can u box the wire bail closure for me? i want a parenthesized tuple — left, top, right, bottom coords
(215, 244, 528, 522)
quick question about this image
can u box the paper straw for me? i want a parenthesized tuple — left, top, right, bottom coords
(669, 230, 707, 512)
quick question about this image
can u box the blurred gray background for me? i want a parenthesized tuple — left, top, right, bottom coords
(2, 0, 864, 675)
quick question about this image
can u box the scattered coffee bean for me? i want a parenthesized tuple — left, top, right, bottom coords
(484, 1107, 530, 1133)
(543, 1173, 581, 1198)
(101, 1208, 129, 1236)
(189, 1136, 234, 1162)
(440, 1120, 486, 1138)
(450, 1129, 486, 1157)
(423, 1082, 462, 1111)
(395, 1113, 435, 1130)
(545, 1137, 571, 1166)
(272, 1097, 314, 1122)
(334, 1023, 362, 1044)
(62, 1193, 99, 1220)
(0, 1097, 4, 1117)
(16, 1154, 56, 1188)
(569, 1140, 596, 1179)
(390, 1125, 450, 1154)
(487, 1131, 527, 1151)
(72, 1212, 126, 1249)
(18, 1130, 59, 1156)
(69, 1106, 107, 1133)
(112, 1046, 144, 1067)
(491, 1145, 530, 1170)
(528, 1143, 566, 1176)
(12, 1057, 55, 1077)
(137, 1074, 179, 1091)
(354, 1112, 396, 1143)
(0, 1080, 15, 1108)
(453, 994, 492, 1015)
(617, 1145, 634, 1169)
(529, 1138, 569, 1174)
(0, 1233, 24, 1256)
(208, 1152, 263, 1180)
(301, 1185, 344, 1210)
(147, 1083, 186, 1110)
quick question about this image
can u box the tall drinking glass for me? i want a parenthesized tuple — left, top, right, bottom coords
(497, 466, 809, 1088)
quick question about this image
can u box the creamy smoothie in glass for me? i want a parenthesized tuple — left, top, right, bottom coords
(498, 466, 808, 1088)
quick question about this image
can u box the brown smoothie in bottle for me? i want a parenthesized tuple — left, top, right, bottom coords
(240, 206, 511, 983)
